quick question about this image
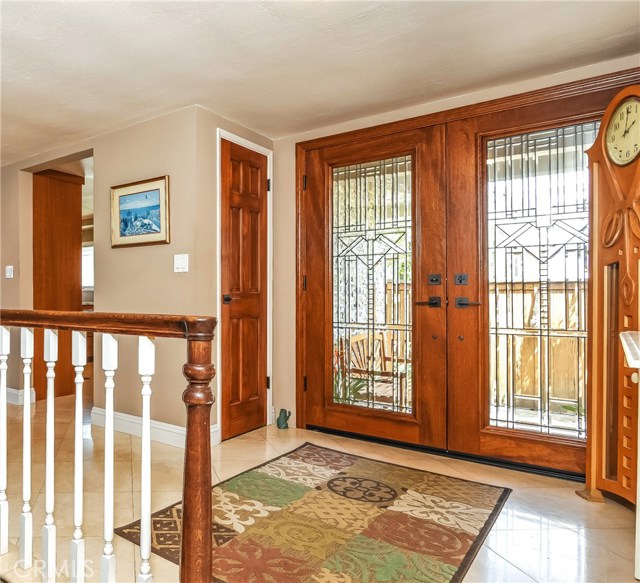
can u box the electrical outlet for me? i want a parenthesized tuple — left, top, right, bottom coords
(4, 265, 14, 279)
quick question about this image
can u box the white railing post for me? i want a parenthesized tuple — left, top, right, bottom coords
(42, 329, 58, 582)
(101, 334, 117, 583)
(71, 332, 86, 583)
(0, 327, 9, 555)
(137, 337, 155, 583)
(20, 327, 34, 570)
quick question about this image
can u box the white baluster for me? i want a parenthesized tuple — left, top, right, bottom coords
(137, 337, 155, 583)
(0, 327, 10, 555)
(20, 328, 33, 570)
(70, 332, 86, 583)
(42, 329, 58, 582)
(101, 334, 117, 582)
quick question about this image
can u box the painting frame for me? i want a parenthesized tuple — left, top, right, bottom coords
(110, 176, 170, 248)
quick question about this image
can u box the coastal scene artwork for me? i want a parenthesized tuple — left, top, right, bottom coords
(111, 176, 170, 247)
(119, 189, 161, 236)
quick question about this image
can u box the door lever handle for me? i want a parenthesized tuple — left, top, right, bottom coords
(415, 296, 441, 308)
(455, 297, 481, 308)
(223, 294, 233, 304)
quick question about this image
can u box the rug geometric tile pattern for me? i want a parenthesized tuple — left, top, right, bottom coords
(115, 442, 511, 582)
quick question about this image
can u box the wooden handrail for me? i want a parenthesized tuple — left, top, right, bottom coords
(0, 309, 216, 340)
(0, 308, 217, 583)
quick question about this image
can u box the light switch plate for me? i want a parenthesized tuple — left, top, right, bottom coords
(4, 265, 14, 279)
(173, 254, 189, 273)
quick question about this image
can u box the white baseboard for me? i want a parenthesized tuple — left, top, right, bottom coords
(7, 387, 35, 405)
(91, 407, 221, 449)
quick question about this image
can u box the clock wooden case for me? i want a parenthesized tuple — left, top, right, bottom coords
(583, 85, 640, 504)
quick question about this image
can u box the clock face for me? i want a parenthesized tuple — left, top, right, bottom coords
(605, 97, 640, 166)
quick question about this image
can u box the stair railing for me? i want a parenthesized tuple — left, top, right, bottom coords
(0, 309, 216, 583)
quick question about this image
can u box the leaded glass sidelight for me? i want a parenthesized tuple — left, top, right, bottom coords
(332, 156, 412, 413)
(487, 121, 599, 439)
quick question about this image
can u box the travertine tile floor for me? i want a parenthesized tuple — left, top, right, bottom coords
(0, 395, 636, 582)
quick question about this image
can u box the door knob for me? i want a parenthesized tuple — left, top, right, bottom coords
(223, 294, 233, 304)
(415, 296, 441, 308)
(455, 297, 481, 308)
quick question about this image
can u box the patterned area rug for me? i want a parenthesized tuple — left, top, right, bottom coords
(116, 442, 510, 582)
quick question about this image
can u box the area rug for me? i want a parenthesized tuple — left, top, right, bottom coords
(116, 442, 511, 582)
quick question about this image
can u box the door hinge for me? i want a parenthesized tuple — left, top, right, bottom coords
(302, 275, 307, 291)
(267, 178, 271, 191)
(266, 376, 271, 389)
(303, 175, 307, 190)
(303, 376, 308, 391)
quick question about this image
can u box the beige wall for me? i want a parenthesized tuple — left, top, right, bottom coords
(91, 105, 272, 426)
(271, 54, 640, 425)
(1, 105, 272, 428)
(1, 169, 33, 388)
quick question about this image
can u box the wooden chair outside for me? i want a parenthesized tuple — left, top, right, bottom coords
(346, 332, 407, 409)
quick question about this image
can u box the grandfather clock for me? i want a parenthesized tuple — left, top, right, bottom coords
(581, 85, 640, 504)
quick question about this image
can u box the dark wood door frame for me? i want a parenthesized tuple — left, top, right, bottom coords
(296, 68, 640, 473)
(217, 130, 274, 441)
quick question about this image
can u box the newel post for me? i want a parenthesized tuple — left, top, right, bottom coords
(180, 318, 216, 583)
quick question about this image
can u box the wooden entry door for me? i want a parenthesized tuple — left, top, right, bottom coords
(32, 170, 83, 400)
(299, 128, 448, 448)
(447, 113, 604, 476)
(220, 139, 268, 440)
(297, 74, 638, 475)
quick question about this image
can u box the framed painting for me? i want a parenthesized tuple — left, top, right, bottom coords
(111, 176, 170, 247)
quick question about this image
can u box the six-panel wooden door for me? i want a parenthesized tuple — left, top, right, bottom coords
(220, 139, 268, 440)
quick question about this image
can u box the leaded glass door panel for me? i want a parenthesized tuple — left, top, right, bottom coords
(487, 122, 598, 439)
(447, 112, 603, 475)
(301, 128, 447, 448)
(332, 156, 413, 414)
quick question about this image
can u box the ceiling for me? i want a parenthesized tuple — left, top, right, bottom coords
(2, 1, 639, 166)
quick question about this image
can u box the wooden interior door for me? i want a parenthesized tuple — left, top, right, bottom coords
(32, 170, 83, 399)
(220, 139, 268, 440)
(300, 128, 448, 448)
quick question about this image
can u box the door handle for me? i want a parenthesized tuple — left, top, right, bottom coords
(415, 296, 441, 308)
(223, 294, 233, 304)
(455, 297, 481, 308)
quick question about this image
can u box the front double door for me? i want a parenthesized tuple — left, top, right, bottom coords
(300, 117, 590, 475)
(301, 128, 448, 448)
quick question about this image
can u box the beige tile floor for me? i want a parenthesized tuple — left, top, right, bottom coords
(0, 395, 636, 582)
